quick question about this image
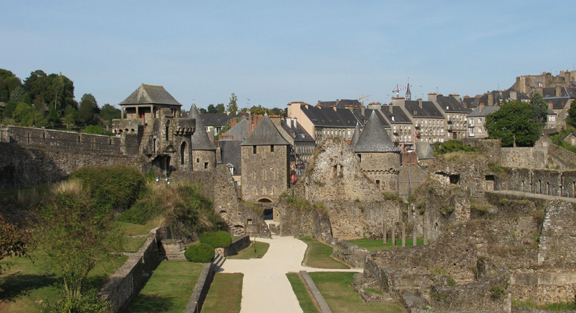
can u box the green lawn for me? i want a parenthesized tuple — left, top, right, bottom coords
(0, 253, 127, 313)
(118, 220, 161, 236)
(513, 299, 576, 311)
(348, 238, 424, 252)
(309, 272, 405, 313)
(125, 261, 204, 313)
(228, 242, 270, 259)
(286, 273, 320, 313)
(300, 237, 349, 269)
(122, 237, 148, 253)
(201, 273, 243, 313)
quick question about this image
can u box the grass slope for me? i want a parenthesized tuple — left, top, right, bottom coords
(228, 242, 270, 259)
(309, 272, 405, 313)
(300, 237, 349, 269)
(348, 238, 424, 252)
(201, 273, 243, 313)
(0, 253, 127, 313)
(125, 261, 204, 313)
(286, 273, 320, 313)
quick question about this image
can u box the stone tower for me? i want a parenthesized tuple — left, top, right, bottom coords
(241, 114, 290, 202)
(113, 84, 194, 173)
(188, 103, 216, 171)
(354, 111, 402, 193)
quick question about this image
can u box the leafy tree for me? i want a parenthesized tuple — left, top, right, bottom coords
(227, 93, 238, 113)
(0, 77, 7, 102)
(2, 100, 18, 120)
(79, 93, 98, 125)
(35, 180, 122, 299)
(63, 104, 80, 129)
(4, 76, 22, 94)
(13, 102, 48, 127)
(99, 104, 120, 123)
(22, 92, 32, 105)
(207, 103, 225, 113)
(0, 68, 15, 80)
(486, 100, 541, 147)
(84, 125, 104, 135)
(24, 70, 75, 111)
(249, 105, 267, 116)
(566, 101, 576, 128)
(207, 104, 217, 113)
(530, 91, 548, 125)
(0, 215, 29, 277)
(199, 107, 207, 114)
(433, 140, 478, 155)
(47, 107, 61, 127)
(269, 107, 286, 117)
(10, 86, 24, 102)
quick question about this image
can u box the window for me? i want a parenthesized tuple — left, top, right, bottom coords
(271, 145, 275, 152)
(478, 118, 482, 124)
(204, 162, 208, 169)
(196, 158, 200, 163)
(253, 146, 257, 154)
(357, 154, 361, 162)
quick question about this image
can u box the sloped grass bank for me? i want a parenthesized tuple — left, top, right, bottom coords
(309, 272, 405, 313)
(201, 273, 243, 313)
(228, 242, 270, 259)
(286, 273, 320, 313)
(300, 237, 349, 269)
(124, 261, 204, 313)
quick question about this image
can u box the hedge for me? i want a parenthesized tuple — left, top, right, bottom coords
(200, 231, 232, 248)
(185, 243, 215, 263)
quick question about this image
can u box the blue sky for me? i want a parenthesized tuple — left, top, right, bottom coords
(2, 1, 575, 110)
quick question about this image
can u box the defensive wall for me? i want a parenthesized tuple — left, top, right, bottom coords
(496, 168, 576, 197)
(0, 126, 148, 189)
(100, 226, 168, 312)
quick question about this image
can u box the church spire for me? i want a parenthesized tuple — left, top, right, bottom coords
(405, 78, 412, 100)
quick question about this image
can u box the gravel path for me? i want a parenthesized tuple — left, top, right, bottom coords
(219, 236, 362, 313)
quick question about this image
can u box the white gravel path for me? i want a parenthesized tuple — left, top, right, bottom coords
(219, 236, 362, 313)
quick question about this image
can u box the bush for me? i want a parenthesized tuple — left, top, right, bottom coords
(71, 166, 145, 215)
(185, 243, 214, 263)
(433, 140, 478, 155)
(200, 231, 232, 248)
(42, 289, 110, 313)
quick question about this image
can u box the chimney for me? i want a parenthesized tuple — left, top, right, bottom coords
(427, 93, 437, 102)
(488, 93, 494, 106)
(392, 97, 405, 107)
(548, 101, 553, 110)
(418, 99, 423, 109)
(479, 104, 484, 112)
(451, 94, 461, 103)
(556, 86, 562, 97)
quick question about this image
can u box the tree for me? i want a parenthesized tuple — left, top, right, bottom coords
(227, 93, 238, 113)
(530, 91, 548, 125)
(207, 104, 217, 113)
(79, 93, 98, 125)
(0, 215, 29, 277)
(0, 69, 15, 80)
(199, 107, 207, 114)
(486, 100, 541, 147)
(567, 101, 576, 128)
(48, 107, 61, 127)
(35, 180, 122, 299)
(99, 104, 120, 123)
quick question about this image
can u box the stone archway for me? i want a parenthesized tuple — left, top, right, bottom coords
(257, 198, 274, 220)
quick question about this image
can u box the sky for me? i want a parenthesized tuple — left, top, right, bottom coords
(2, 1, 575, 111)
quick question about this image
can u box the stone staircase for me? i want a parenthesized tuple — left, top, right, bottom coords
(213, 253, 226, 270)
(159, 239, 186, 261)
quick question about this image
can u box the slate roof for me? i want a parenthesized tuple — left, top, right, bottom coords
(317, 99, 362, 109)
(350, 122, 361, 149)
(354, 111, 400, 153)
(404, 101, 444, 118)
(542, 88, 556, 98)
(352, 109, 391, 127)
(225, 118, 250, 141)
(241, 114, 290, 146)
(380, 106, 412, 124)
(188, 103, 216, 150)
(548, 108, 557, 115)
(301, 106, 360, 128)
(435, 95, 469, 113)
(280, 120, 315, 143)
(220, 140, 243, 175)
(199, 112, 248, 127)
(544, 97, 570, 110)
(561, 88, 576, 98)
(468, 105, 500, 117)
(119, 84, 181, 106)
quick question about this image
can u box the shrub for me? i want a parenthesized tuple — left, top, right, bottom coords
(490, 285, 505, 300)
(200, 231, 232, 248)
(42, 289, 110, 313)
(433, 140, 478, 155)
(185, 243, 214, 263)
(71, 166, 145, 215)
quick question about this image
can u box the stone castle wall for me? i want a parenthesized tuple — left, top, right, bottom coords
(0, 141, 148, 189)
(241, 144, 289, 202)
(192, 150, 216, 171)
(501, 147, 548, 169)
(497, 168, 576, 197)
(358, 152, 401, 194)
